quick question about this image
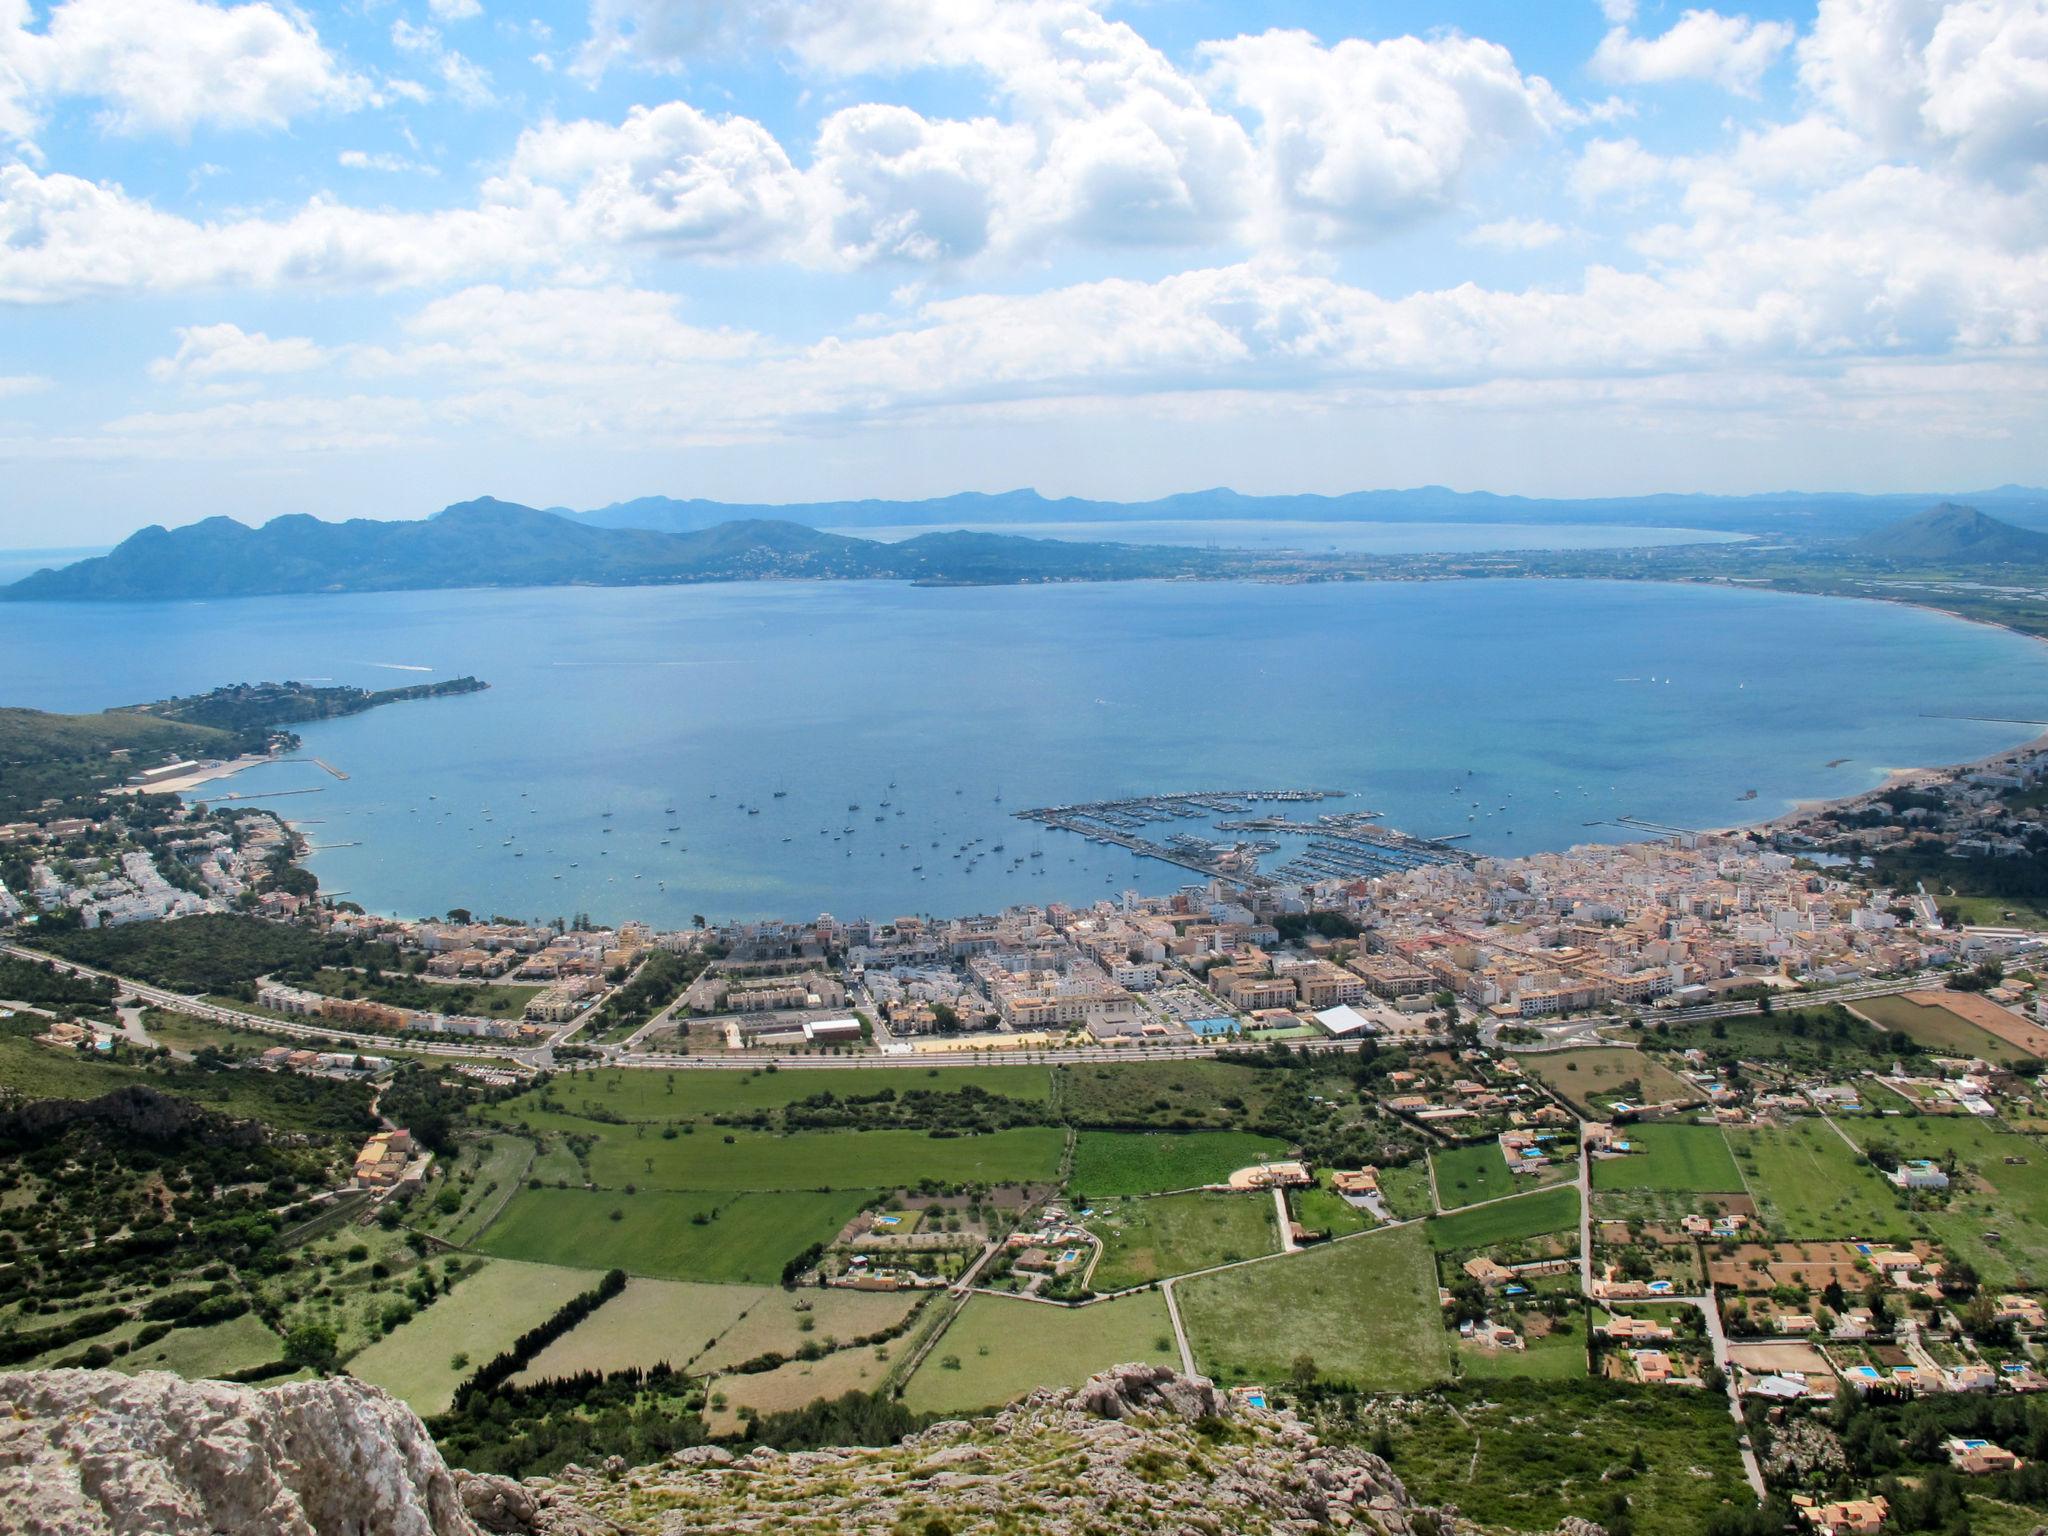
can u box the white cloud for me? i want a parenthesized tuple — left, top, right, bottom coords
(1466, 216, 1566, 250)
(148, 321, 327, 381)
(428, 0, 481, 19)
(390, 17, 494, 107)
(339, 148, 439, 175)
(1570, 136, 1674, 203)
(1592, 9, 1796, 95)
(0, 0, 369, 143)
(1204, 29, 1568, 240)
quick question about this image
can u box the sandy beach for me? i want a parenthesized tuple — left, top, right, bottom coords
(106, 753, 275, 797)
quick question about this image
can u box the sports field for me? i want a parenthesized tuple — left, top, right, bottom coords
(1590, 1124, 1741, 1194)
(1726, 1123, 1913, 1242)
(1433, 1142, 1516, 1208)
(582, 1125, 1065, 1192)
(1179, 1225, 1449, 1391)
(348, 1258, 596, 1413)
(1427, 1185, 1581, 1253)
(474, 1187, 867, 1283)
(1088, 1192, 1278, 1289)
(1067, 1130, 1291, 1197)
(902, 1292, 1178, 1414)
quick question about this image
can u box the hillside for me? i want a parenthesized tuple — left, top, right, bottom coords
(0, 705, 235, 817)
(1847, 502, 2048, 564)
(0, 1364, 1474, 1536)
(0, 499, 1215, 601)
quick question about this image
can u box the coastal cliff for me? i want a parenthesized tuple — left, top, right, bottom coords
(0, 1363, 1520, 1536)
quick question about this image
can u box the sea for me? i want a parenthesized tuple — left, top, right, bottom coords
(7, 571, 2048, 925)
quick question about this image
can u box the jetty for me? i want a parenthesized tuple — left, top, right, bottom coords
(312, 758, 349, 780)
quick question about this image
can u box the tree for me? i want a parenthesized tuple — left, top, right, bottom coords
(283, 1319, 338, 1372)
(1288, 1352, 1320, 1392)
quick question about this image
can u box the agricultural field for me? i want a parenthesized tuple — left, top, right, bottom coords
(118, 1312, 286, 1381)
(1516, 1049, 1699, 1116)
(473, 1187, 867, 1284)
(510, 1279, 767, 1384)
(1179, 1225, 1448, 1392)
(1649, 1006, 1900, 1076)
(581, 1125, 1065, 1193)
(347, 1259, 597, 1414)
(1067, 1130, 1291, 1197)
(689, 1288, 926, 1374)
(1432, 1142, 1516, 1208)
(1727, 1122, 1915, 1242)
(1087, 1192, 1278, 1290)
(1861, 1115, 2048, 1287)
(507, 1063, 1054, 1122)
(1055, 1059, 1305, 1130)
(1291, 1179, 1374, 1239)
(1427, 1185, 1581, 1254)
(1375, 1162, 1436, 1221)
(902, 1292, 1178, 1414)
(1369, 1380, 1752, 1536)
(1456, 1318, 1588, 1381)
(1589, 1124, 1741, 1194)
(426, 1135, 535, 1249)
(1851, 993, 2032, 1064)
(706, 1341, 899, 1433)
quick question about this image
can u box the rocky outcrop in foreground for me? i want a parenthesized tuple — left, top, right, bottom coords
(0, 1363, 1583, 1536)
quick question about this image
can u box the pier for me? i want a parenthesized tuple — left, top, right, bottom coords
(312, 758, 349, 780)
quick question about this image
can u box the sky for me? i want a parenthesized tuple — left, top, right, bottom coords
(1, 0, 2046, 546)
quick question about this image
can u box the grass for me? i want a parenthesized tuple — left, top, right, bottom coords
(1517, 1048, 1700, 1116)
(1858, 1115, 2048, 1288)
(1087, 1192, 1278, 1289)
(506, 1063, 1053, 1121)
(1851, 993, 2028, 1065)
(1067, 1130, 1291, 1197)
(431, 1135, 536, 1248)
(902, 1292, 1178, 1414)
(688, 1288, 925, 1374)
(473, 1187, 867, 1284)
(1727, 1122, 1914, 1242)
(1426, 1185, 1581, 1254)
(1590, 1124, 1741, 1194)
(512, 1279, 770, 1383)
(1650, 1006, 1901, 1075)
(581, 1125, 1065, 1193)
(1432, 1142, 1516, 1208)
(1376, 1162, 1435, 1220)
(1179, 1225, 1448, 1392)
(1292, 1179, 1374, 1239)
(1457, 1320, 1589, 1381)
(117, 1312, 284, 1380)
(707, 1341, 900, 1431)
(346, 1259, 597, 1414)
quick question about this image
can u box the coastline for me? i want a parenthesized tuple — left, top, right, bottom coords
(111, 753, 274, 797)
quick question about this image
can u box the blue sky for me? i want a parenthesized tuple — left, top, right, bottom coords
(1, 0, 2044, 545)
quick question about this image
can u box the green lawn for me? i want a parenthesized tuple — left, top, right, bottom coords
(583, 1125, 1064, 1193)
(1433, 1142, 1516, 1208)
(1590, 1124, 1741, 1194)
(1457, 1320, 1588, 1381)
(1426, 1185, 1581, 1254)
(1179, 1225, 1449, 1392)
(433, 1135, 536, 1248)
(347, 1258, 596, 1414)
(511, 1279, 770, 1384)
(1292, 1179, 1374, 1239)
(473, 1187, 866, 1284)
(1376, 1162, 1436, 1221)
(902, 1292, 1178, 1414)
(1727, 1122, 1914, 1242)
(1859, 1115, 2048, 1288)
(1088, 1192, 1278, 1289)
(506, 1063, 1053, 1121)
(118, 1311, 285, 1381)
(1067, 1130, 1291, 1197)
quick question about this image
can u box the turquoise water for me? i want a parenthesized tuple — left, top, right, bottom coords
(5, 578, 2046, 925)
(835, 520, 1747, 553)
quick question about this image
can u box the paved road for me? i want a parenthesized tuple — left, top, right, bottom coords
(1161, 1279, 1196, 1375)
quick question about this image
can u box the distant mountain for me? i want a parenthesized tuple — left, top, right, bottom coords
(1847, 503, 2048, 564)
(0, 498, 1219, 601)
(576, 484, 2048, 539)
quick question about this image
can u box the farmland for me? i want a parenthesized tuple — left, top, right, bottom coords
(473, 1187, 867, 1283)
(1427, 1185, 1581, 1254)
(1178, 1225, 1448, 1391)
(1067, 1129, 1290, 1197)
(580, 1125, 1065, 1193)
(1087, 1192, 1278, 1289)
(1589, 1124, 1741, 1194)
(503, 1064, 1054, 1122)
(1431, 1141, 1517, 1208)
(1860, 1114, 2048, 1287)
(510, 1279, 766, 1383)
(1851, 993, 2037, 1064)
(902, 1292, 1178, 1414)
(1516, 1048, 1699, 1115)
(1727, 1122, 1915, 1242)
(348, 1259, 597, 1414)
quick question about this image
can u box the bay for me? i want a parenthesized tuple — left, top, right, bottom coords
(5, 578, 2046, 925)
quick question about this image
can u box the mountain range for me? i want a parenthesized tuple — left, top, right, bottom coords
(0, 498, 1220, 601)
(1845, 502, 2048, 564)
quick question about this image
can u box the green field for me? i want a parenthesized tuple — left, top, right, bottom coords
(582, 1125, 1065, 1193)
(506, 1064, 1053, 1121)
(690, 1288, 925, 1374)
(119, 1311, 286, 1381)
(1457, 1320, 1588, 1381)
(1728, 1122, 1914, 1242)
(1376, 1162, 1435, 1220)
(1518, 1048, 1699, 1116)
(1179, 1225, 1449, 1391)
(1088, 1192, 1278, 1289)
(474, 1187, 866, 1283)
(1851, 994, 2027, 1065)
(347, 1259, 598, 1413)
(902, 1292, 1178, 1414)
(1067, 1130, 1291, 1197)
(1590, 1124, 1741, 1194)
(1426, 1185, 1581, 1254)
(510, 1279, 765, 1383)
(1859, 1115, 2048, 1287)
(1432, 1142, 1516, 1208)
(1292, 1179, 1374, 1239)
